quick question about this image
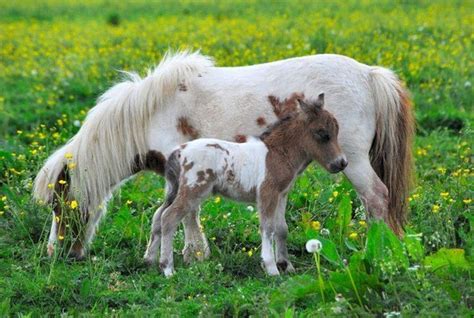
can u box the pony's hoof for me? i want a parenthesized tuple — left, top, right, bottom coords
(47, 244, 55, 257)
(68, 249, 86, 261)
(182, 244, 210, 264)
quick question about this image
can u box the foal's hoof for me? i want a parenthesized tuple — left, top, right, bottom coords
(277, 260, 295, 274)
(262, 261, 280, 276)
(143, 256, 156, 266)
(163, 268, 175, 278)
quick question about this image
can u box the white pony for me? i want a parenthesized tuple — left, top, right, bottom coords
(34, 51, 414, 260)
(152, 93, 347, 276)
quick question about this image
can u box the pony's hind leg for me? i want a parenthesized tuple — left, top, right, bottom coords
(182, 206, 210, 264)
(274, 194, 295, 273)
(343, 155, 389, 225)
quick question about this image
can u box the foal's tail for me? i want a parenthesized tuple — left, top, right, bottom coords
(368, 67, 415, 235)
(34, 51, 213, 216)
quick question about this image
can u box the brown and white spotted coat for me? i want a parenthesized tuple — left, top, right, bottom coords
(145, 93, 348, 277)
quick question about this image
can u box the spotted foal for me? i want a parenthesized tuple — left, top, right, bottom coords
(145, 93, 347, 276)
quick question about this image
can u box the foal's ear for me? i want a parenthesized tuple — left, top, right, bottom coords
(313, 93, 325, 109)
(298, 93, 325, 115)
(297, 97, 313, 114)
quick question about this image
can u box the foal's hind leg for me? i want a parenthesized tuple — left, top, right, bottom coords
(182, 207, 210, 264)
(143, 204, 167, 265)
(343, 154, 389, 224)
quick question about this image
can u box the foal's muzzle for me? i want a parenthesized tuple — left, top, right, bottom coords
(329, 156, 348, 173)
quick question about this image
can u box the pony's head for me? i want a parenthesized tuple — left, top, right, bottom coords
(298, 93, 347, 173)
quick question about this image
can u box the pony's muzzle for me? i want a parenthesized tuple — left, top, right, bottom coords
(329, 156, 348, 173)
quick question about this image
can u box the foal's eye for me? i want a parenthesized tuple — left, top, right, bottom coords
(314, 129, 330, 142)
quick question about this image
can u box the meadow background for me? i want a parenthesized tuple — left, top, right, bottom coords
(0, 0, 472, 316)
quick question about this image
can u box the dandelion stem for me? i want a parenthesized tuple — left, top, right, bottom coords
(314, 252, 325, 303)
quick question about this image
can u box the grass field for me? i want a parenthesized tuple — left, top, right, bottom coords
(0, 0, 473, 316)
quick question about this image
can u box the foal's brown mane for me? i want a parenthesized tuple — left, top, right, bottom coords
(258, 113, 298, 141)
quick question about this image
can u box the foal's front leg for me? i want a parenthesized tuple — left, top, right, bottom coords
(274, 194, 295, 273)
(258, 188, 280, 276)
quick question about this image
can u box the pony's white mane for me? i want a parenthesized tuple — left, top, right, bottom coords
(34, 50, 214, 213)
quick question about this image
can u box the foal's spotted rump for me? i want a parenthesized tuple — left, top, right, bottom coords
(176, 137, 267, 202)
(148, 93, 348, 277)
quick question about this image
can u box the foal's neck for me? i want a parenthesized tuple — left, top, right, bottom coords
(260, 117, 310, 172)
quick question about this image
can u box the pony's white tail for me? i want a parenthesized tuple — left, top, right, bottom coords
(369, 67, 415, 235)
(34, 50, 214, 214)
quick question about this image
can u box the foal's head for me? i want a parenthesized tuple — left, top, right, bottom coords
(298, 93, 347, 173)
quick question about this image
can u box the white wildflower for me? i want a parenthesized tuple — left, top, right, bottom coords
(305, 239, 322, 253)
(320, 228, 330, 236)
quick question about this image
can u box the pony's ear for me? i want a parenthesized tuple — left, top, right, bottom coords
(313, 93, 325, 109)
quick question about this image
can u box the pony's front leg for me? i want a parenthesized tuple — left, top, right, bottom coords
(258, 188, 280, 276)
(274, 194, 295, 273)
(182, 206, 210, 264)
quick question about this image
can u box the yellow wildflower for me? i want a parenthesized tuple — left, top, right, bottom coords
(214, 196, 221, 204)
(247, 250, 253, 257)
(437, 167, 446, 175)
(432, 204, 440, 213)
(58, 180, 66, 185)
(311, 221, 321, 230)
(358, 220, 367, 227)
(68, 162, 76, 169)
(70, 200, 78, 209)
(47, 183, 54, 189)
(332, 191, 339, 197)
(1, 196, 6, 201)
(440, 192, 449, 198)
(349, 232, 358, 239)
(58, 235, 65, 241)
(463, 199, 472, 204)
(126, 200, 132, 205)
(64, 152, 73, 160)
(55, 216, 60, 223)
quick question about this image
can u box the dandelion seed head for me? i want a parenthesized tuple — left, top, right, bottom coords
(305, 239, 322, 253)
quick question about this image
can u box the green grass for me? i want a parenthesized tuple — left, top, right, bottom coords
(0, 0, 473, 316)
